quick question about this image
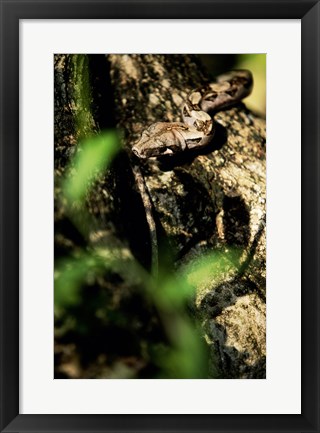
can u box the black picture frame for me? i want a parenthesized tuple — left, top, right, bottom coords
(0, 0, 319, 432)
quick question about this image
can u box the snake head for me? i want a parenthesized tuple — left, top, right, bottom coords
(132, 122, 189, 159)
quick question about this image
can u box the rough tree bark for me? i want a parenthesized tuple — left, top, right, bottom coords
(55, 54, 266, 379)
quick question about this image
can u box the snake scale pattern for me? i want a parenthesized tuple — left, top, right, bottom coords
(132, 70, 253, 159)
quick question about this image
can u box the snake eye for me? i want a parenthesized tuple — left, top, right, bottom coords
(162, 148, 174, 155)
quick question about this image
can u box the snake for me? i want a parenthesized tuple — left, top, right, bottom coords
(132, 70, 253, 159)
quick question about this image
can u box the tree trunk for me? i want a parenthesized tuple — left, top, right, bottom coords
(55, 54, 266, 379)
(108, 54, 266, 378)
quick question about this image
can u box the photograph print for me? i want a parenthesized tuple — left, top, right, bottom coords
(54, 54, 266, 379)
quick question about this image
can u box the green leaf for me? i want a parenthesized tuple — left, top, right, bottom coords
(63, 131, 120, 203)
(182, 248, 242, 288)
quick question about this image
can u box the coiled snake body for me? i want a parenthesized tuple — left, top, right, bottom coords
(132, 70, 253, 159)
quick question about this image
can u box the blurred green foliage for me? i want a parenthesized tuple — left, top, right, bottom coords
(63, 131, 120, 204)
